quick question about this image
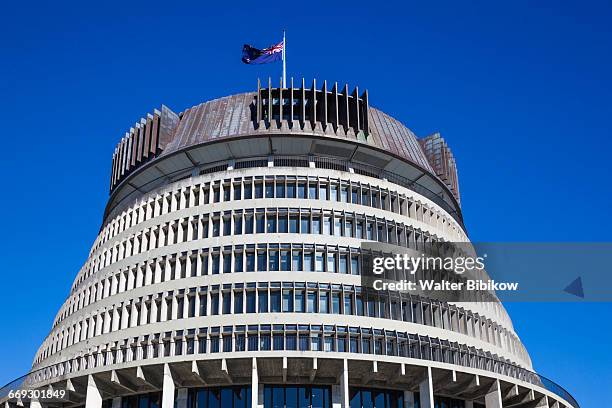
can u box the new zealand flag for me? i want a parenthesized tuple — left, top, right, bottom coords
(242, 41, 283, 64)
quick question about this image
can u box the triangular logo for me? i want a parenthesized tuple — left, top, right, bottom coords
(563, 277, 584, 298)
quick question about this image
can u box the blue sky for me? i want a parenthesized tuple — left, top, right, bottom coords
(1, 0, 611, 406)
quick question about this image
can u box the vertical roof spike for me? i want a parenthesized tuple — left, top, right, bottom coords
(301, 77, 305, 89)
(333, 82, 338, 92)
(291, 77, 294, 88)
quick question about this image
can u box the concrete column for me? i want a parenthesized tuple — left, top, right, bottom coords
(485, 380, 502, 408)
(465, 401, 474, 408)
(112, 397, 122, 408)
(251, 358, 261, 408)
(85, 375, 102, 408)
(418, 367, 434, 408)
(403, 391, 414, 408)
(30, 399, 42, 408)
(332, 359, 349, 408)
(176, 388, 189, 408)
(162, 364, 175, 408)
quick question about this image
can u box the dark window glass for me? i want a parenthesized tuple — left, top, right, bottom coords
(298, 183, 307, 199)
(287, 183, 296, 198)
(301, 216, 310, 233)
(246, 291, 256, 313)
(255, 183, 263, 199)
(234, 292, 243, 313)
(270, 291, 281, 312)
(265, 182, 274, 198)
(258, 291, 268, 312)
(244, 184, 253, 199)
(246, 252, 255, 272)
(235, 253, 243, 272)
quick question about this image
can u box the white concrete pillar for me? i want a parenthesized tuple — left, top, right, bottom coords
(85, 375, 102, 408)
(30, 399, 42, 408)
(251, 358, 261, 408)
(418, 367, 434, 408)
(465, 401, 474, 408)
(176, 388, 189, 408)
(332, 359, 349, 408)
(162, 363, 175, 408)
(484, 380, 502, 408)
(403, 391, 414, 408)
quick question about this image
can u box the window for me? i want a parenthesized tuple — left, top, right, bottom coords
(295, 290, 305, 312)
(257, 251, 267, 271)
(323, 217, 331, 235)
(267, 216, 276, 233)
(234, 292, 243, 314)
(292, 251, 302, 271)
(222, 292, 231, 314)
(234, 252, 243, 272)
(258, 291, 268, 312)
(244, 183, 253, 199)
(339, 254, 348, 274)
(223, 253, 231, 273)
(276, 182, 285, 198)
(281, 251, 290, 271)
(287, 182, 296, 198)
(344, 294, 353, 314)
(315, 252, 325, 272)
(351, 256, 359, 275)
(211, 293, 219, 315)
(298, 183, 307, 199)
(278, 215, 288, 233)
(246, 252, 255, 272)
(256, 215, 265, 233)
(255, 182, 263, 199)
(309, 183, 317, 199)
(246, 291, 256, 313)
(245, 215, 254, 234)
(269, 251, 279, 271)
(319, 292, 329, 313)
(341, 186, 349, 203)
(270, 291, 281, 312)
(289, 216, 298, 233)
(319, 184, 327, 200)
(234, 217, 242, 235)
(330, 185, 338, 201)
(334, 218, 342, 237)
(312, 216, 321, 234)
(212, 254, 220, 274)
(301, 216, 310, 233)
(283, 290, 293, 312)
(345, 221, 353, 238)
(264, 181, 274, 198)
(327, 253, 336, 273)
(307, 291, 317, 313)
(304, 252, 314, 272)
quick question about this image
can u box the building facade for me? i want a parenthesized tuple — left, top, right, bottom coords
(1, 80, 578, 408)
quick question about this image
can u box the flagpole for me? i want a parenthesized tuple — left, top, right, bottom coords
(282, 30, 286, 88)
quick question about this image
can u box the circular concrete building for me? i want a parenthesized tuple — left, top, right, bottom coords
(2, 80, 578, 408)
